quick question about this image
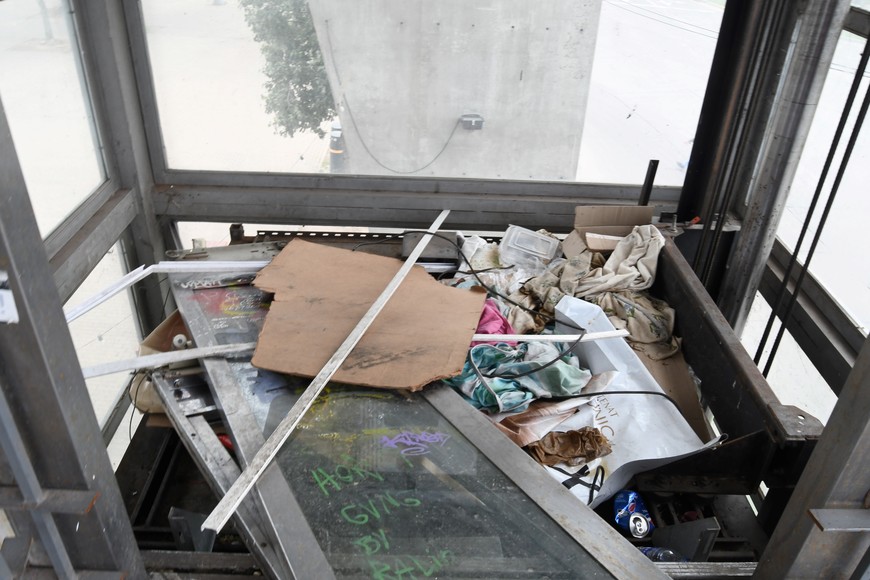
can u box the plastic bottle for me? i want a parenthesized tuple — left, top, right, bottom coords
(639, 547, 686, 562)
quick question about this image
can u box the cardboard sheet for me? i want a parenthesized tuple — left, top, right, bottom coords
(251, 240, 486, 390)
(635, 347, 713, 442)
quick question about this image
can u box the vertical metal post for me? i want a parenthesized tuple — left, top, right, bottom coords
(715, 0, 851, 333)
(676, 0, 775, 225)
(0, 385, 76, 577)
(0, 97, 145, 576)
(755, 335, 870, 578)
(637, 160, 659, 206)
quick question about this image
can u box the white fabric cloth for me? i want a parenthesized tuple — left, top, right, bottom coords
(571, 224, 665, 298)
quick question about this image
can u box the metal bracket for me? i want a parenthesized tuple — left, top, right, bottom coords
(809, 509, 870, 533)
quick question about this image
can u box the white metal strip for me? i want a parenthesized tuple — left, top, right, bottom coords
(64, 261, 269, 323)
(471, 330, 628, 343)
(81, 342, 258, 379)
(202, 210, 451, 533)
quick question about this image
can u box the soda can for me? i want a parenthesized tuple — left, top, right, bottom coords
(614, 490, 655, 538)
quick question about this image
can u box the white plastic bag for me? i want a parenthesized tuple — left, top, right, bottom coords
(543, 296, 719, 507)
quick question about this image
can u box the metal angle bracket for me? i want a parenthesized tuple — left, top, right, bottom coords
(809, 508, 870, 533)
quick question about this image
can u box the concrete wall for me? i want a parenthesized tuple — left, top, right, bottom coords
(309, 0, 602, 180)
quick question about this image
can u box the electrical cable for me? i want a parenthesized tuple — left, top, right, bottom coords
(343, 100, 461, 174)
(322, 19, 462, 175)
(754, 33, 870, 367)
(129, 373, 143, 441)
(479, 335, 588, 380)
(588, 465, 605, 505)
(350, 236, 401, 251)
(561, 389, 682, 413)
(405, 232, 633, 384)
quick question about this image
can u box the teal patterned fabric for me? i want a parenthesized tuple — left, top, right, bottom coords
(443, 342, 592, 413)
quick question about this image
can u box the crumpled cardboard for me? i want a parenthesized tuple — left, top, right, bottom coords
(251, 239, 487, 390)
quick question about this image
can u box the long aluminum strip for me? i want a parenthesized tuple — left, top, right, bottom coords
(64, 261, 269, 323)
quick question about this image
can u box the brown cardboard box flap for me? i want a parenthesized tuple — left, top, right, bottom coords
(574, 205, 655, 228)
(252, 239, 486, 390)
(563, 206, 655, 259)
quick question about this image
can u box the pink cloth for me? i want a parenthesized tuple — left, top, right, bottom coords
(472, 299, 517, 346)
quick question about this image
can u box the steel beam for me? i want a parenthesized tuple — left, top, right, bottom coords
(755, 335, 870, 578)
(0, 487, 99, 514)
(716, 0, 851, 333)
(676, 0, 776, 224)
(0, 97, 144, 575)
(43, 180, 117, 262)
(152, 182, 679, 232)
(845, 6, 870, 38)
(157, 169, 681, 198)
(152, 374, 301, 579)
(0, 382, 76, 577)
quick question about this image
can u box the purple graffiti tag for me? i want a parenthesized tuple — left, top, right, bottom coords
(380, 431, 450, 456)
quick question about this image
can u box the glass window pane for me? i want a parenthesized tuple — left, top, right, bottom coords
(741, 293, 837, 424)
(66, 244, 142, 429)
(142, 0, 331, 173)
(270, 387, 613, 578)
(579, 0, 723, 185)
(777, 31, 870, 334)
(0, 0, 106, 237)
(142, 0, 722, 184)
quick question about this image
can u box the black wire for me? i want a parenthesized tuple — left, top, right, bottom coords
(344, 100, 461, 174)
(604, 0, 719, 39)
(563, 389, 683, 413)
(457, 265, 516, 275)
(589, 465, 605, 505)
(350, 236, 400, 251)
(480, 334, 588, 380)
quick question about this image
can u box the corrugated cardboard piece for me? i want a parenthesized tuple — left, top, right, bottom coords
(563, 205, 655, 258)
(251, 239, 486, 390)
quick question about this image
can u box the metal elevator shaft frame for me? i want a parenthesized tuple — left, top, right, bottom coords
(678, 0, 851, 334)
(0, 97, 145, 576)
